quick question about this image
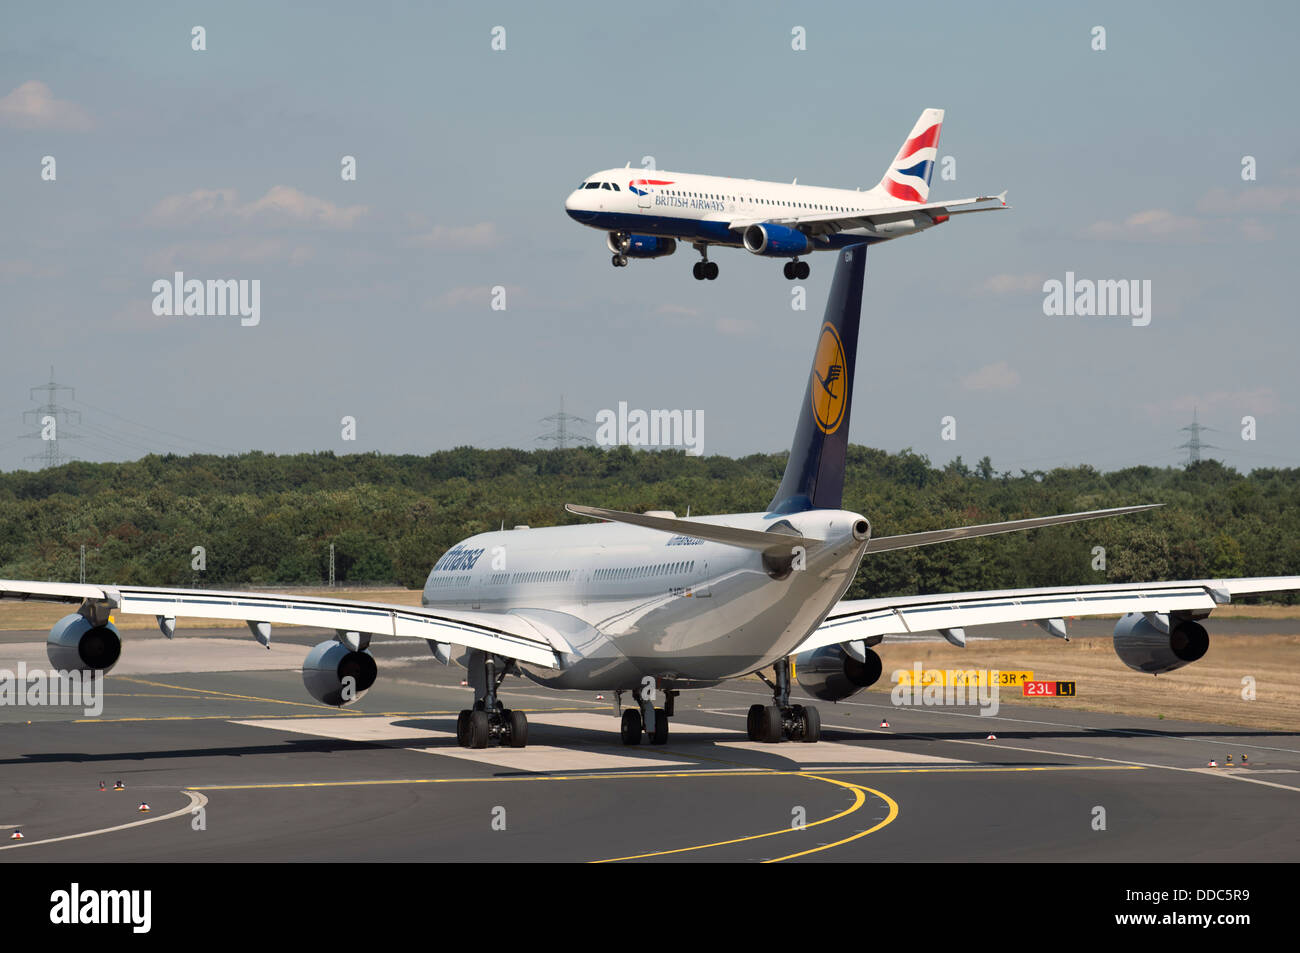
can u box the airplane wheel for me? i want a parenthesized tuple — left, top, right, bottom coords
(456, 709, 472, 747)
(746, 703, 765, 741)
(801, 705, 821, 743)
(783, 261, 795, 279)
(620, 708, 643, 745)
(650, 708, 669, 745)
(705, 261, 719, 280)
(761, 705, 784, 744)
(692, 262, 705, 280)
(796, 261, 810, 279)
(466, 710, 490, 749)
(506, 709, 528, 748)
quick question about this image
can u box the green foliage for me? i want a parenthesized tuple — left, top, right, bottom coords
(0, 449, 1296, 600)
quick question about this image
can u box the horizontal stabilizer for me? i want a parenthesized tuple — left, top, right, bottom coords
(565, 504, 820, 553)
(865, 504, 1160, 554)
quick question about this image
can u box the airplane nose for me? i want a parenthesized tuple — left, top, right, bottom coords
(565, 191, 595, 223)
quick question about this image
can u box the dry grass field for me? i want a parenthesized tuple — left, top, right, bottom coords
(875, 636, 1300, 733)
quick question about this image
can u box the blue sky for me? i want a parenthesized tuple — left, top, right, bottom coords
(2, 0, 1297, 473)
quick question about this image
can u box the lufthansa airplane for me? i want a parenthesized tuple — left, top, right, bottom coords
(565, 108, 1007, 280)
(4, 247, 1298, 750)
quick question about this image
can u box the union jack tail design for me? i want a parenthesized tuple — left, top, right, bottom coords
(875, 108, 943, 204)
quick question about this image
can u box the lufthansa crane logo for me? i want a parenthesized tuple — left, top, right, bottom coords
(811, 322, 847, 434)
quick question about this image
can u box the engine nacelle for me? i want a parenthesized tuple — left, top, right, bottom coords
(1112, 612, 1209, 674)
(47, 613, 122, 674)
(607, 233, 676, 258)
(302, 639, 378, 706)
(795, 643, 883, 702)
(743, 223, 812, 257)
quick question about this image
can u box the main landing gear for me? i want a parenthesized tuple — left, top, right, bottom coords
(747, 656, 820, 743)
(611, 253, 628, 267)
(617, 685, 677, 745)
(456, 651, 528, 749)
(692, 243, 719, 281)
(782, 259, 810, 280)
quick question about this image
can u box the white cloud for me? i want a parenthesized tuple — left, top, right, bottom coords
(961, 360, 1020, 392)
(1142, 389, 1282, 422)
(144, 238, 315, 271)
(0, 80, 93, 131)
(411, 222, 500, 249)
(1083, 208, 1207, 243)
(146, 186, 367, 229)
(975, 273, 1045, 295)
(1196, 184, 1300, 216)
(427, 284, 518, 311)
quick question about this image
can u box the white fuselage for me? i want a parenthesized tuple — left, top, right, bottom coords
(422, 509, 869, 691)
(564, 169, 933, 251)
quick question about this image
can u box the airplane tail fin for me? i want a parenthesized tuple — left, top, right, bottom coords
(874, 107, 944, 204)
(767, 245, 867, 514)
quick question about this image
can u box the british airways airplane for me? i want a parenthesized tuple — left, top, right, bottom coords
(4, 247, 1297, 750)
(565, 108, 1008, 280)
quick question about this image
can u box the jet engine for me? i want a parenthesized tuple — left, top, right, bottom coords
(743, 223, 812, 257)
(795, 642, 883, 702)
(607, 233, 676, 258)
(302, 639, 378, 706)
(1112, 612, 1209, 674)
(47, 613, 122, 674)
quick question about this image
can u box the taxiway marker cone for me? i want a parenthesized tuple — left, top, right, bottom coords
(98, 780, 106, 792)
(1208, 759, 1217, 767)
(1242, 754, 1248, 764)
(138, 802, 151, 813)
(1226, 754, 1233, 765)
(9, 829, 22, 840)
(113, 780, 124, 791)
(880, 719, 890, 728)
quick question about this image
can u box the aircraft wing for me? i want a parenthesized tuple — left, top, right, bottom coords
(727, 192, 1008, 237)
(793, 576, 1300, 655)
(0, 580, 560, 667)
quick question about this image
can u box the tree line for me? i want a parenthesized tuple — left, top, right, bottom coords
(0, 447, 1295, 601)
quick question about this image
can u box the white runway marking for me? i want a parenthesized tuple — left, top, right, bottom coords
(232, 716, 691, 770)
(231, 712, 966, 772)
(715, 741, 961, 765)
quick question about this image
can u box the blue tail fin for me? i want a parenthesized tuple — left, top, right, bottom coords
(767, 244, 867, 514)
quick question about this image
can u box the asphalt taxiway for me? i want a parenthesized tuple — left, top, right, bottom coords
(1, 628, 1297, 862)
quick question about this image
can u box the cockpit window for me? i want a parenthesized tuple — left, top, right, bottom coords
(611, 183, 620, 191)
(585, 181, 601, 189)
(601, 182, 612, 190)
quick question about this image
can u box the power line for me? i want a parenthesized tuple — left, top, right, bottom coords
(537, 395, 593, 449)
(1177, 408, 1220, 465)
(21, 366, 81, 468)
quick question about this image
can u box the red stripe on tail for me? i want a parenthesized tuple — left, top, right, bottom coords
(882, 179, 924, 203)
(897, 123, 941, 160)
